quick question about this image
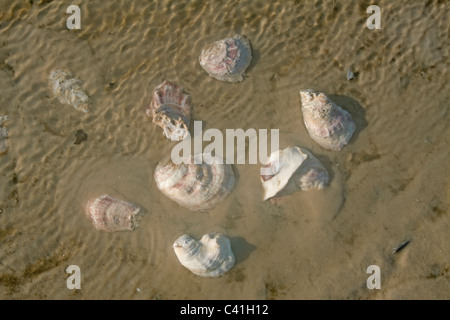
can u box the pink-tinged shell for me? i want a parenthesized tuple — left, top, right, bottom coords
(85, 194, 141, 232)
(154, 155, 235, 212)
(0, 116, 8, 155)
(199, 34, 252, 83)
(146, 80, 191, 141)
(261, 146, 329, 200)
(300, 89, 355, 151)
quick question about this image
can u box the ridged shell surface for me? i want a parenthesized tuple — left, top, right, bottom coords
(146, 80, 191, 141)
(154, 155, 235, 212)
(300, 89, 355, 151)
(85, 194, 141, 232)
(0, 115, 8, 155)
(173, 232, 235, 277)
(261, 146, 329, 200)
(48, 69, 90, 113)
(199, 34, 252, 83)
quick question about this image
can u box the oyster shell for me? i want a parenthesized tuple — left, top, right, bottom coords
(146, 80, 191, 141)
(173, 232, 235, 277)
(154, 154, 235, 212)
(85, 194, 141, 232)
(48, 69, 90, 113)
(0, 115, 8, 155)
(199, 34, 252, 82)
(300, 89, 355, 151)
(261, 146, 329, 200)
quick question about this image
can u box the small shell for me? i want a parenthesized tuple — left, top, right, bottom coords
(392, 240, 410, 255)
(146, 80, 191, 141)
(199, 34, 252, 83)
(48, 69, 90, 113)
(261, 146, 329, 200)
(173, 232, 235, 277)
(85, 194, 141, 232)
(0, 115, 9, 155)
(300, 89, 355, 151)
(347, 68, 356, 81)
(154, 154, 235, 212)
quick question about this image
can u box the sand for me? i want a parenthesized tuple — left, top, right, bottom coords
(0, 0, 448, 300)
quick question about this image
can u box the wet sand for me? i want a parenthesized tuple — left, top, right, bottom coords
(0, 0, 449, 299)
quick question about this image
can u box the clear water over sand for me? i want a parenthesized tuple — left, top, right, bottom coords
(0, 0, 448, 299)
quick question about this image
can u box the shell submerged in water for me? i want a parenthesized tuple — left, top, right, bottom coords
(300, 89, 355, 151)
(199, 34, 252, 83)
(0, 115, 9, 155)
(261, 146, 329, 200)
(154, 154, 236, 212)
(85, 194, 141, 232)
(146, 80, 192, 141)
(48, 69, 90, 113)
(173, 232, 235, 277)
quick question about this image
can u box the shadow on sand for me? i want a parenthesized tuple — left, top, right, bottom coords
(229, 236, 257, 265)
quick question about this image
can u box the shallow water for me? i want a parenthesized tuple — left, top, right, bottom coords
(0, 0, 449, 299)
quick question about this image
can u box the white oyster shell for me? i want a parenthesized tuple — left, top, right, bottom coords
(0, 115, 9, 155)
(300, 89, 355, 151)
(261, 146, 329, 200)
(85, 194, 141, 232)
(154, 154, 236, 212)
(173, 232, 235, 277)
(146, 80, 191, 141)
(49, 69, 90, 113)
(199, 34, 252, 83)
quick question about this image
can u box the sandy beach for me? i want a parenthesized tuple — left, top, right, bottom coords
(0, 0, 448, 299)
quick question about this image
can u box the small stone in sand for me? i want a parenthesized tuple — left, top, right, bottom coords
(347, 68, 358, 81)
(74, 129, 88, 145)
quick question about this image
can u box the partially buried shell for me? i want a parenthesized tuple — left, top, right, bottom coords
(48, 69, 90, 113)
(261, 146, 329, 200)
(173, 232, 235, 277)
(300, 89, 355, 151)
(199, 34, 252, 83)
(0, 115, 8, 155)
(154, 154, 235, 212)
(146, 80, 191, 141)
(85, 194, 141, 232)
